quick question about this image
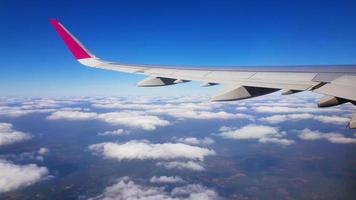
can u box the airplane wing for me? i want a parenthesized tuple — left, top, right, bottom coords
(50, 19, 356, 128)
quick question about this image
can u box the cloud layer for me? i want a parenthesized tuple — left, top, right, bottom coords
(92, 97, 254, 121)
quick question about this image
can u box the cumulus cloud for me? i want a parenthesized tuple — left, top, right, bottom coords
(298, 129, 356, 144)
(38, 147, 50, 155)
(89, 176, 169, 200)
(98, 112, 170, 131)
(312, 115, 350, 125)
(149, 176, 185, 184)
(218, 126, 233, 132)
(327, 136, 356, 144)
(89, 176, 219, 200)
(259, 113, 313, 124)
(157, 161, 205, 171)
(0, 97, 84, 118)
(218, 124, 280, 140)
(174, 137, 214, 146)
(253, 106, 344, 114)
(217, 124, 294, 146)
(47, 111, 170, 131)
(258, 137, 295, 146)
(88, 141, 215, 161)
(0, 123, 31, 146)
(170, 184, 219, 200)
(0, 105, 57, 117)
(92, 98, 254, 121)
(98, 129, 130, 136)
(1, 147, 50, 162)
(92, 99, 219, 111)
(150, 109, 254, 121)
(47, 110, 97, 120)
(0, 159, 49, 193)
(235, 106, 248, 111)
(260, 114, 349, 125)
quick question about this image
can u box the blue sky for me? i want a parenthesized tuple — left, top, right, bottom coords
(1, 0, 356, 96)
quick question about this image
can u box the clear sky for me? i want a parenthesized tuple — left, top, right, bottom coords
(1, 0, 356, 96)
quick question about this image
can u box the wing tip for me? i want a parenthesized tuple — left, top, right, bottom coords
(50, 19, 59, 24)
(50, 19, 93, 60)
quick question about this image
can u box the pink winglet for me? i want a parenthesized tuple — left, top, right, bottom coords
(50, 19, 92, 59)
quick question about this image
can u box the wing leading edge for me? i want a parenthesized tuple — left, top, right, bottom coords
(50, 19, 356, 128)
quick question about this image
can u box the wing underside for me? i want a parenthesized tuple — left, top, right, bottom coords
(50, 19, 356, 128)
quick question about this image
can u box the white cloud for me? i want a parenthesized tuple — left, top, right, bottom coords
(218, 124, 281, 140)
(218, 126, 233, 132)
(38, 147, 49, 155)
(155, 96, 210, 104)
(88, 141, 215, 161)
(34, 148, 50, 161)
(89, 177, 219, 200)
(235, 106, 248, 111)
(0, 159, 49, 193)
(47, 110, 97, 120)
(217, 124, 294, 146)
(92, 99, 219, 112)
(47, 111, 170, 131)
(89, 177, 170, 200)
(253, 106, 344, 113)
(93, 98, 254, 121)
(150, 108, 254, 121)
(93, 101, 167, 110)
(258, 138, 294, 146)
(175, 137, 214, 146)
(312, 115, 349, 125)
(0, 123, 31, 146)
(0, 97, 83, 118)
(260, 114, 349, 125)
(259, 113, 313, 124)
(298, 129, 327, 140)
(298, 129, 356, 144)
(0, 105, 58, 117)
(149, 176, 185, 184)
(157, 161, 205, 171)
(98, 112, 170, 131)
(99, 129, 130, 136)
(1, 148, 50, 162)
(171, 183, 219, 200)
(327, 136, 356, 144)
